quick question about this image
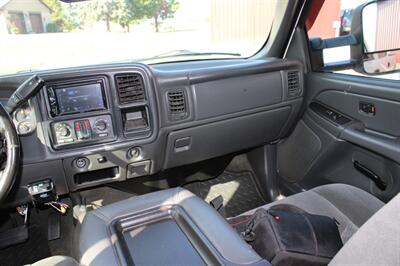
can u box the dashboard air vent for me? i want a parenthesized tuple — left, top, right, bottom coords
(167, 89, 187, 120)
(115, 73, 145, 104)
(287, 71, 301, 97)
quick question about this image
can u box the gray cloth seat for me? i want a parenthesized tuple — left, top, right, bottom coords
(329, 192, 400, 265)
(241, 183, 385, 243)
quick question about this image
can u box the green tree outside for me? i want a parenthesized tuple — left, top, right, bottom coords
(43, 0, 180, 33)
(42, 0, 77, 32)
(112, 0, 145, 32)
(139, 0, 180, 32)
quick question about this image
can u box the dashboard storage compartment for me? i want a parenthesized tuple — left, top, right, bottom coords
(164, 107, 291, 168)
(193, 72, 283, 120)
(74, 166, 119, 185)
(122, 107, 149, 132)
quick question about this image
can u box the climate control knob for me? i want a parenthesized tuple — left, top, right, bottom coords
(55, 123, 71, 137)
(94, 119, 107, 131)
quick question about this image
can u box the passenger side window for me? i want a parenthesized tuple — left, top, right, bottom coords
(307, 0, 400, 80)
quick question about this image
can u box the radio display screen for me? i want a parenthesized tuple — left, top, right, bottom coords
(54, 82, 106, 115)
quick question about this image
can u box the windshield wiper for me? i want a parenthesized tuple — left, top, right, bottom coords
(138, 50, 241, 62)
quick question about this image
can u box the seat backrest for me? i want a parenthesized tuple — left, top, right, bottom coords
(329, 193, 400, 265)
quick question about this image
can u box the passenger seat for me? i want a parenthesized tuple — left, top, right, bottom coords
(239, 183, 400, 265)
(239, 184, 384, 243)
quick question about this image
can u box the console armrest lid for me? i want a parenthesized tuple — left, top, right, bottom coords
(78, 187, 268, 266)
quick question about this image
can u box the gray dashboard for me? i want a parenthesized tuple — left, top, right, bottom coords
(0, 58, 304, 205)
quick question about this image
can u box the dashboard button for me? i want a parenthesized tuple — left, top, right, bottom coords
(97, 156, 107, 164)
(128, 147, 141, 158)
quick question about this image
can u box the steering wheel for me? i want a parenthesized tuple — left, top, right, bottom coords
(0, 103, 20, 202)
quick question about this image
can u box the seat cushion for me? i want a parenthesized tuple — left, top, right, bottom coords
(239, 184, 384, 243)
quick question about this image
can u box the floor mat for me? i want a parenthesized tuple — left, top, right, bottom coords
(0, 224, 51, 266)
(79, 186, 136, 211)
(184, 171, 266, 217)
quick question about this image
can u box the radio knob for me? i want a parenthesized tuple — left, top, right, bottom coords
(95, 120, 107, 131)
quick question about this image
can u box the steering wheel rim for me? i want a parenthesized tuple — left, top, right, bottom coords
(0, 103, 20, 203)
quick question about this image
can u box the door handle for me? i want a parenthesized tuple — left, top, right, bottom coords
(353, 161, 386, 190)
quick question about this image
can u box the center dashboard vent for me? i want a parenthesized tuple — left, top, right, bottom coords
(167, 89, 187, 121)
(287, 71, 301, 98)
(115, 73, 145, 104)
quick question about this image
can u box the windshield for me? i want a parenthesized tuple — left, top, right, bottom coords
(0, 0, 277, 75)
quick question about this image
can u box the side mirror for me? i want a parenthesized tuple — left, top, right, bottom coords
(351, 0, 400, 75)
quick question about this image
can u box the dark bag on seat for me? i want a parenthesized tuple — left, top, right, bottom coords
(243, 205, 343, 266)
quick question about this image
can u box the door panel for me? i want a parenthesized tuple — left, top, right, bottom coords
(277, 72, 400, 202)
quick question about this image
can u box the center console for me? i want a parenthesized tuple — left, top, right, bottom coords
(37, 71, 157, 192)
(78, 188, 270, 266)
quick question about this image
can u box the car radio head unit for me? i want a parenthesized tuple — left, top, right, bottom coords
(46, 79, 107, 117)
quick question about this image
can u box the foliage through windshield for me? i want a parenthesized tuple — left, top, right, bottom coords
(0, 0, 277, 75)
